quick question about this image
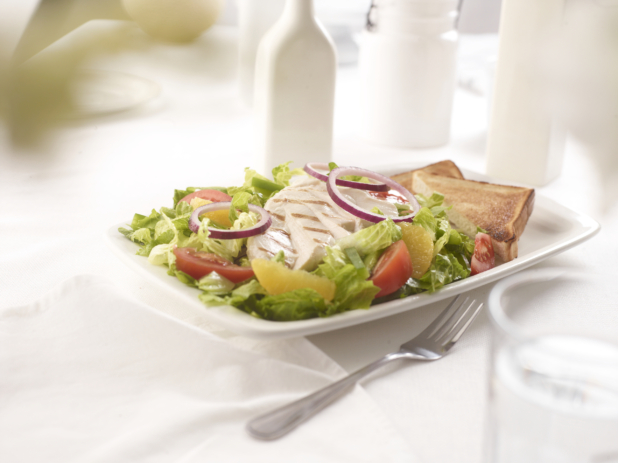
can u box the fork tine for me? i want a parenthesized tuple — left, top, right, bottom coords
(425, 296, 471, 341)
(441, 302, 484, 346)
(420, 294, 463, 339)
(430, 298, 474, 342)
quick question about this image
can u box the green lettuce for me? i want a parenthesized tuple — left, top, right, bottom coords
(412, 207, 438, 241)
(195, 212, 259, 261)
(199, 279, 268, 315)
(254, 288, 328, 321)
(315, 248, 379, 313)
(197, 271, 235, 295)
(172, 187, 228, 207)
(335, 218, 401, 257)
(324, 265, 379, 315)
(272, 161, 306, 187)
(328, 162, 371, 184)
(413, 253, 470, 293)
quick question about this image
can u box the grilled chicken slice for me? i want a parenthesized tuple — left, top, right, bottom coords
(247, 176, 400, 271)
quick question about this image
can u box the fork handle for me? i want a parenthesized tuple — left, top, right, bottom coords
(246, 350, 408, 440)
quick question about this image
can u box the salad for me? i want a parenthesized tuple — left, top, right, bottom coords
(119, 162, 491, 322)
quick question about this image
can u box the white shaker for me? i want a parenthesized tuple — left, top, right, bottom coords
(359, 0, 459, 148)
(485, 0, 566, 186)
(254, 0, 337, 174)
(237, 0, 286, 106)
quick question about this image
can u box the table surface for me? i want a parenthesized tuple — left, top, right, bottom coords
(2, 13, 618, 463)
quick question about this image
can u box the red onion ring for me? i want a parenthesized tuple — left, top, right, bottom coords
(188, 202, 272, 239)
(327, 167, 420, 223)
(304, 162, 389, 192)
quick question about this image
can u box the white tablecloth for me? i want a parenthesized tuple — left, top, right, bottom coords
(1, 9, 617, 463)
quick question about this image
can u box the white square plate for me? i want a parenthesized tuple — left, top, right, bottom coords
(105, 167, 600, 339)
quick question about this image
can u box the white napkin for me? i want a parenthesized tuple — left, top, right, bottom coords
(0, 275, 416, 463)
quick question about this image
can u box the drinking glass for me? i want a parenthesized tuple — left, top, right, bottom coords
(485, 268, 618, 463)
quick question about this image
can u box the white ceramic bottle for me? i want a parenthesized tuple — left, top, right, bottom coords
(359, 0, 459, 148)
(253, 0, 337, 175)
(485, 0, 566, 186)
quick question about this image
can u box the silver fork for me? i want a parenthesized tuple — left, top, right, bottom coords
(246, 295, 483, 440)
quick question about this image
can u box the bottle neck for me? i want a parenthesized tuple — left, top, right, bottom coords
(282, 0, 315, 25)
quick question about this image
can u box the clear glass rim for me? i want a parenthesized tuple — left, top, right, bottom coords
(487, 267, 576, 341)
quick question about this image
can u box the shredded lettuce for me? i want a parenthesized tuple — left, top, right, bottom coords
(254, 289, 328, 321)
(335, 218, 401, 257)
(272, 161, 306, 187)
(197, 271, 235, 295)
(412, 207, 438, 241)
(172, 187, 228, 207)
(120, 169, 478, 322)
(327, 162, 371, 184)
(315, 248, 379, 313)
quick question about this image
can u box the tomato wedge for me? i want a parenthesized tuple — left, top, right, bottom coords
(173, 247, 254, 283)
(179, 189, 231, 204)
(370, 240, 413, 298)
(470, 233, 495, 276)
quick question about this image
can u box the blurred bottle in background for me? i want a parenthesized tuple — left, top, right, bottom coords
(253, 0, 336, 174)
(545, 0, 618, 210)
(237, 0, 286, 106)
(485, 0, 566, 186)
(237, 0, 369, 106)
(358, 0, 459, 148)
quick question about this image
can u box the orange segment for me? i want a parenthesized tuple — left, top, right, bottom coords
(200, 209, 233, 228)
(399, 223, 434, 278)
(251, 259, 336, 302)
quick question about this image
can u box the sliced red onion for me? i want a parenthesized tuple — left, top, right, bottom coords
(304, 162, 389, 192)
(188, 202, 272, 239)
(327, 167, 420, 223)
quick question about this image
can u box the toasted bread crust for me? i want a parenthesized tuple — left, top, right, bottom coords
(411, 171, 535, 262)
(390, 160, 464, 194)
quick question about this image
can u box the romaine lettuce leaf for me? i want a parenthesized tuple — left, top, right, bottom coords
(335, 218, 401, 257)
(252, 288, 327, 321)
(271, 250, 286, 264)
(433, 217, 451, 257)
(328, 162, 371, 183)
(412, 207, 437, 241)
(324, 264, 379, 315)
(197, 271, 235, 295)
(199, 279, 267, 314)
(412, 253, 470, 293)
(172, 187, 228, 207)
(272, 161, 306, 187)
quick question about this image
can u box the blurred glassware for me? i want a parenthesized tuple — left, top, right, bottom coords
(12, 0, 129, 64)
(66, 69, 160, 119)
(544, 0, 618, 211)
(122, 0, 225, 43)
(486, 268, 618, 463)
(485, 0, 566, 187)
(237, 0, 286, 106)
(359, 0, 459, 148)
(314, 0, 371, 64)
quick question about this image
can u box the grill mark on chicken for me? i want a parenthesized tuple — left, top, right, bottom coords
(303, 227, 333, 235)
(312, 239, 328, 244)
(269, 227, 290, 237)
(291, 213, 320, 222)
(258, 247, 274, 255)
(271, 198, 332, 208)
(264, 235, 296, 253)
(270, 212, 286, 221)
(303, 200, 331, 206)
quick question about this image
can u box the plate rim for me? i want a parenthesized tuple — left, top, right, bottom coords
(105, 168, 600, 339)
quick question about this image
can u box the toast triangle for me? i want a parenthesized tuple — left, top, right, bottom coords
(411, 170, 535, 262)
